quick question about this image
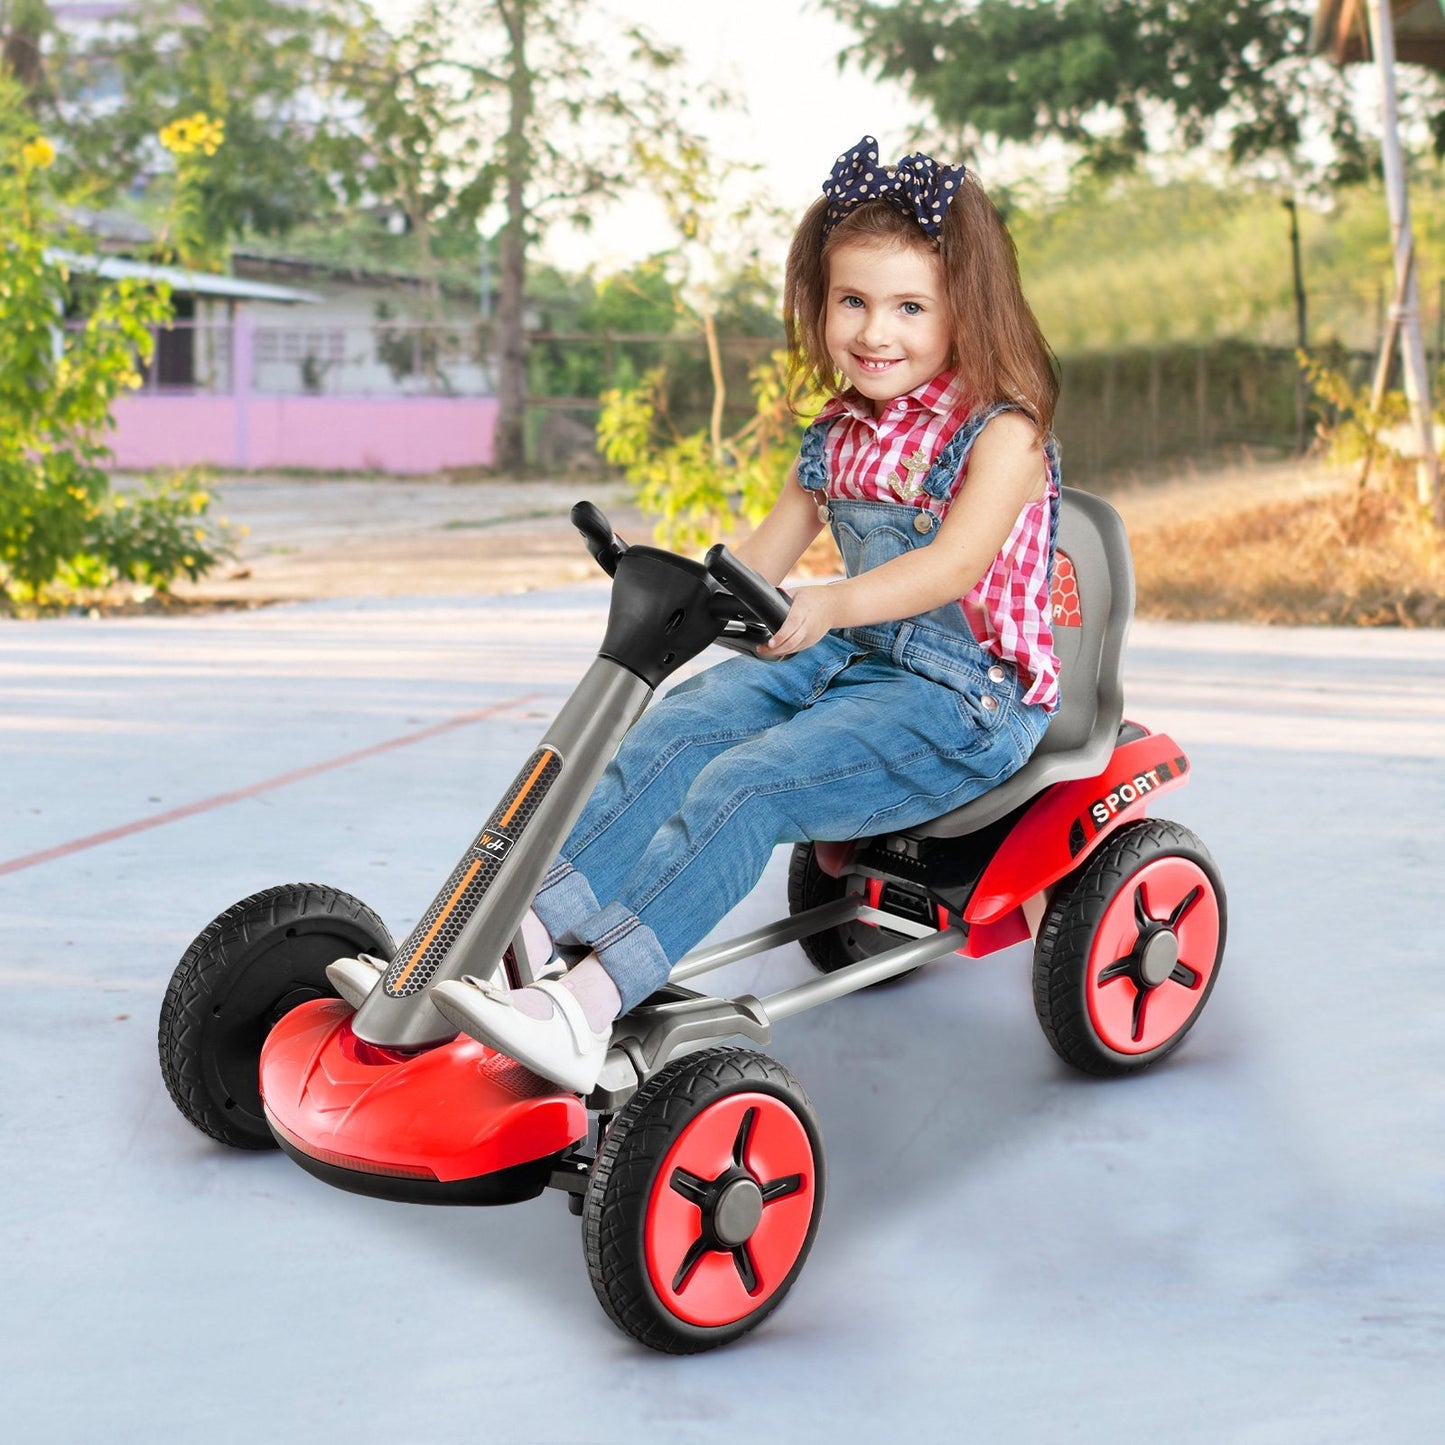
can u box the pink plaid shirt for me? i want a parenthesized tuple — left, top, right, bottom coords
(818, 371, 1060, 710)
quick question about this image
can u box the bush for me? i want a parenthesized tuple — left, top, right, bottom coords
(0, 74, 232, 610)
(596, 354, 809, 551)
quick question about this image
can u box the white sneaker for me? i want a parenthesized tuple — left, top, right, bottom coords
(429, 976, 611, 1095)
(326, 953, 389, 1009)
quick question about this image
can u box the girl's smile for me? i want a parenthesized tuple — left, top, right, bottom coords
(824, 239, 952, 414)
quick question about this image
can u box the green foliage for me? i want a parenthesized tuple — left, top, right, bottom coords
(823, 0, 1374, 180)
(1299, 355, 1412, 482)
(322, 1, 493, 303)
(0, 74, 232, 609)
(87, 472, 238, 590)
(597, 355, 809, 551)
(527, 257, 782, 439)
(45, 0, 344, 238)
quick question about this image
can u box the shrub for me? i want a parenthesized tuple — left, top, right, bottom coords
(0, 74, 232, 610)
(597, 353, 811, 550)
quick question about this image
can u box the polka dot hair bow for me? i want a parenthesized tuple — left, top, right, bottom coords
(821, 135, 967, 238)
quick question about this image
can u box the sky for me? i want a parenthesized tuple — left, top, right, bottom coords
(532, 0, 920, 274)
(367, 0, 925, 277)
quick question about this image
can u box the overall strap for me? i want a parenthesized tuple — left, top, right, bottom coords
(796, 414, 843, 495)
(919, 401, 1023, 503)
(1042, 433, 1063, 560)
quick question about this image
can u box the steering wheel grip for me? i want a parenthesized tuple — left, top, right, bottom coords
(703, 544, 793, 633)
(570, 500, 627, 576)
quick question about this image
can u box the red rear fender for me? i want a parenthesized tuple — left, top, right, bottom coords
(965, 731, 1191, 925)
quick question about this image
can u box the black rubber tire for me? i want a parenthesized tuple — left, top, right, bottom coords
(786, 841, 913, 975)
(158, 883, 394, 1149)
(582, 1046, 826, 1354)
(1033, 818, 1226, 1077)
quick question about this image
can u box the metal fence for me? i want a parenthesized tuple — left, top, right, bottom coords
(520, 334, 1365, 477)
(106, 317, 1387, 477)
(124, 319, 497, 398)
(1053, 343, 1370, 480)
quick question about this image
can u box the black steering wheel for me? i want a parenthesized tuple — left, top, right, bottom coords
(570, 502, 792, 654)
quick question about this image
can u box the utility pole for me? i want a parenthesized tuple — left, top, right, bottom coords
(1284, 195, 1310, 454)
(1365, 0, 1444, 526)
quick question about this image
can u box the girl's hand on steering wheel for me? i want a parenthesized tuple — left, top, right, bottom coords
(757, 584, 841, 659)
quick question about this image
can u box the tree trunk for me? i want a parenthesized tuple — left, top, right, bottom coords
(703, 309, 725, 463)
(494, 0, 532, 474)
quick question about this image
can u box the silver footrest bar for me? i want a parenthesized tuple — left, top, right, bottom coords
(586, 914, 967, 1110)
(757, 926, 966, 1023)
(669, 897, 868, 982)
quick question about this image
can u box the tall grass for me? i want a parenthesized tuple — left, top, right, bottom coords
(1010, 170, 1445, 356)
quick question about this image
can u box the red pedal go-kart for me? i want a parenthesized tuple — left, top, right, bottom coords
(158, 492, 1226, 1353)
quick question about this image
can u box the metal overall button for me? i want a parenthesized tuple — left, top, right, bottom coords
(980, 693, 999, 712)
(913, 511, 936, 534)
(987, 664, 1007, 684)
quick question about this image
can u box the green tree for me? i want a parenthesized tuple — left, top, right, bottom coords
(322, 4, 493, 321)
(823, 0, 1380, 179)
(35, 1, 723, 472)
(44, 0, 344, 236)
(593, 148, 799, 550)
(1, 0, 49, 99)
(402, 0, 722, 471)
(597, 355, 810, 552)
(0, 73, 229, 608)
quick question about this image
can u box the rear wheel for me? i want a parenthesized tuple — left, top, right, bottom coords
(1033, 819, 1225, 1076)
(158, 883, 394, 1148)
(787, 841, 919, 975)
(582, 1047, 825, 1353)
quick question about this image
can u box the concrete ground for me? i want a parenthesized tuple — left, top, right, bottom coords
(3, 511, 1444, 1441)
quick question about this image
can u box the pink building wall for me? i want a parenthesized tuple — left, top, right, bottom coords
(110, 312, 499, 475)
(110, 393, 499, 474)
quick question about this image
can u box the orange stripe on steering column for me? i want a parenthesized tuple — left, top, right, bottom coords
(389, 857, 484, 994)
(385, 748, 557, 995)
(499, 748, 557, 828)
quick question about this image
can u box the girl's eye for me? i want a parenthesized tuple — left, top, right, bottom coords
(900, 301, 923, 316)
(841, 295, 864, 308)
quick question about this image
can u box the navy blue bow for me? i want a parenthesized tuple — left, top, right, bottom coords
(821, 135, 967, 238)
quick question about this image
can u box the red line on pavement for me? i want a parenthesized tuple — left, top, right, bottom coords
(0, 694, 543, 878)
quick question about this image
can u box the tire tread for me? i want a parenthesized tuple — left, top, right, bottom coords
(157, 883, 391, 1148)
(583, 1047, 819, 1354)
(1033, 818, 1224, 1076)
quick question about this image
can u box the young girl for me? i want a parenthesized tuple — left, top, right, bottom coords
(430, 135, 1062, 1092)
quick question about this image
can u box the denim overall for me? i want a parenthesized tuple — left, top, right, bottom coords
(533, 405, 1060, 1010)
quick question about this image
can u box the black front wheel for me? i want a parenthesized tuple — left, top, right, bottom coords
(158, 883, 394, 1149)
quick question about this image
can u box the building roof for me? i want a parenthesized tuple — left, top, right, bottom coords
(232, 247, 483, 304)
(47, 250, 321, 304)
(1314, 0, 1445, 69)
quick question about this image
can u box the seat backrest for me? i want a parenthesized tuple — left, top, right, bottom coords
(909, 487, 1134, 839)
(1034, 487, 1133, 760)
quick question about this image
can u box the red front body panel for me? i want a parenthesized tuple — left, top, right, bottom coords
(964, 731, 1191, 926)
(259, 999, 587, 1182)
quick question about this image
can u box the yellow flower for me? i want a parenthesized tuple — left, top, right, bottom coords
(21, 136, 56, 169)
(160, 112, 225, 159)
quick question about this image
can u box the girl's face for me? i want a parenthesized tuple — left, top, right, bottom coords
(823, 239, 952, 414)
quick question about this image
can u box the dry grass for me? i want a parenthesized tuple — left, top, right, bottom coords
(39, 459, 1445, 627)
(1129, 486, 1445, 626)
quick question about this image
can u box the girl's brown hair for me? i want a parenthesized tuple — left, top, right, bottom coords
(783, 175, 1059, 433)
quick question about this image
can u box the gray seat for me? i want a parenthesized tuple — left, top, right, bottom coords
(910, 487, 1135, 839)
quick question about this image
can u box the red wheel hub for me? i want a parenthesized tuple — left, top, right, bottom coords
(1086, 856, 1220, 1054)
(643, 1091, 817, 1328)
